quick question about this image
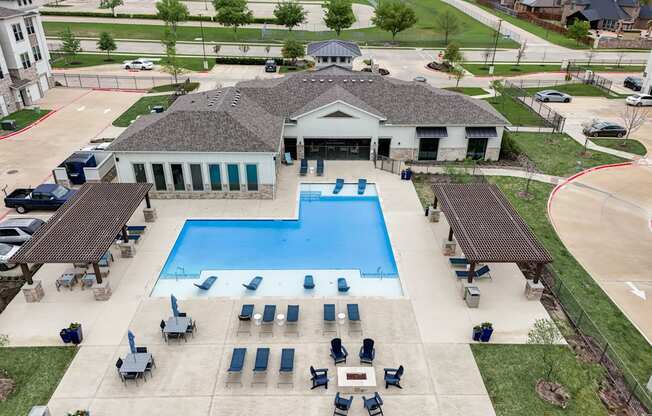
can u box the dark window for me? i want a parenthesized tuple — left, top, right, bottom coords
(19, 52, 30, 69)
(323, 111, 353, 118)
(152, 163, 166, 191)
(133, 163, 147, 183)
(418, 138, 439, 161)
(208, 164, 222, 191)
(339, 56, 346, 63)
(170, 164, 185, 191)
(466, 138, 488, 160)
(0, 229, 19, 237)
(190, 164, 204, 191)
(245, 164, 258, 191)
(31, 45, 42, 61)
(25, 18, 34, 35)
(227, 164, 240, 191)
(12, 24, 23, 41)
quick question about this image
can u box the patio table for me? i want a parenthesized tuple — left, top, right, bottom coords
(56, 271, 78, 291)
(164, 316, 190, 342)
(120, 352, 152, 379)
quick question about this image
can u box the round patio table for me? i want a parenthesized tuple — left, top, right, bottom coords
(337, 312, 346, 325)
(276, 313, 285, 326)
(253, 313, 262, 326)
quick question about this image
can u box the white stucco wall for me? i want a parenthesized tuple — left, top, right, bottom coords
(643, 50, 652, 95)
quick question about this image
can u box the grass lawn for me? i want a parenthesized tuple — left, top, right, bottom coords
(52, 53, 215, 71)
(443, 87, 487, 96)
(0, 109, 51, 131)
(149, 82, 199, 93)
(463, 63, 646, 77)
(592, 138, 648, 156)
(113, 95, 172, 127)
(484, 95, 546, 126)
(279, 65, 309, 74)
(0, 346, 77, 416)
(43, 4, 519, 49)
(507, 132, 627, 176)
(522, 83, 611, 97)
(472, 344, 607, 416)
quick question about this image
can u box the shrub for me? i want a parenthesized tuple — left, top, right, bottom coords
(215, 56, 284, 65)
(40, 10, 278, 24)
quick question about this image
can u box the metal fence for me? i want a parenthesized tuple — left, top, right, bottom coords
(566, 64, 613, 94)
(53, 73, 176, 90)
(542, 266, 652, 415)
(374, 156, 404, 175)
(500, 81, 566, 132)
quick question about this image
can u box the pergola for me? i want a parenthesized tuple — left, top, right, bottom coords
(11, 183, 153, 285)
(432, 183, 552, 283)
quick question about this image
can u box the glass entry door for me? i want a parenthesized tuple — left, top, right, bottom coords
(170, 164, 185, 191)
(227, 164, 240, 191)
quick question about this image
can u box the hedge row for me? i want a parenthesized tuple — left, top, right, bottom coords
(41, 10, 278, 25)
(215, 56, 284, 65)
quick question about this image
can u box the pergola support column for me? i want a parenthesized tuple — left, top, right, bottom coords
(92, 262, 103, 284)
(21, 263, 44, 303)
(525, 263, 546, 300)
(143, 192, 157, 223)
(467, 261, 476, 284)
(442, 226, 457, 256)
(20, 263, 33, 285)
(428, 196, 440, 222)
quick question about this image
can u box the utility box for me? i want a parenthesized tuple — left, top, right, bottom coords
(28, 406, 51, 416)
(151, 105, 164, 113)
(464, 285, 481, 308)
(1, 119, 16, 130)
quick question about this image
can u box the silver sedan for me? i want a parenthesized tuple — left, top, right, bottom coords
(535, 90, 572, 103)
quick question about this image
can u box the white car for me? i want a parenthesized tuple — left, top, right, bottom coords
(625, 94, 652, 107)
(0, 243, 20, 271)
(123, 58, 154, 70)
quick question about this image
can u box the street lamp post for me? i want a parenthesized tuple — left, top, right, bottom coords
(489, 19, 503, 75)
(199, 15, 208, 70)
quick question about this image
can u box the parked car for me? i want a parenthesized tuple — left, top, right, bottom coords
(582, 121, 627, 138)
(123, 58, 154, 70)
(0, 218, 44, 245)
(4, 183, 75, 214)
(625, 94, 652, 107)
(413, 76, 427, 83)
(0, 243, 20, 271)
(623, 77, 642, 91)
(264, 59, 277, 73)
(535, 90, 572, 103)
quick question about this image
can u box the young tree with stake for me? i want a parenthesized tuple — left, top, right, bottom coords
(434, 10, 460, 45)
(372, 0, 417, 42)
(214, 0, 254, 35)
(619, 106, 649, 145)
(274, 1, 307, 31)
(156, 0, 190, 32)
(97, 32, 117, 61)
(322, 0, 355, 36)
(60, 27, 81, 64)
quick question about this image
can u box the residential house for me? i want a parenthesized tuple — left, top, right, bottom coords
(307, 40, 362, 69)
(515, 0, 563, 18)
(643, 49, 652, 94)
(562, 0, 645, 30)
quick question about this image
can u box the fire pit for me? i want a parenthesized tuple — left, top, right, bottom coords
(337, 367, 377, 392)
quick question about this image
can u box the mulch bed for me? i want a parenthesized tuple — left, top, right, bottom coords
(0, 372, 15, 401)
(536, 379, 570, 408)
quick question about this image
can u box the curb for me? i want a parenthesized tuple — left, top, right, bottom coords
(0, 110, 58, 141)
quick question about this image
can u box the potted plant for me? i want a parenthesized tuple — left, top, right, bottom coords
(67, 410, 90, 416)
(472, 325, 482, 341)
(480, 322, 493, 342)
(68, 322, 83, 345)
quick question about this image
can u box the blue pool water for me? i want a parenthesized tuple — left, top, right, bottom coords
(160, 190, 398, 279)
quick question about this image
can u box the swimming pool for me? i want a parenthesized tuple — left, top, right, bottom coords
(159, 184, 398, 280)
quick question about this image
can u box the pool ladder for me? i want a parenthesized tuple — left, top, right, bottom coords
(377, 266, 383, 280)
(175, 266, 185, 281)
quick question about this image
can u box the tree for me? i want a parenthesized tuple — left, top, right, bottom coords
(567, 20, 589, 45)
(619, 105, 649, 144)
(516, 40, 527, 66)
(616, 50, 626, 67)
(60, 27, 81, 64)
(265, 45, 271, 55)
(434, 10, 460, 45)
(322, 0, 355, 36)
(101, 0, 123, 16)
(214, 0, 253, 34)
(161, 30, 185, 84)
(442, 42, 463, 67)
(482, 48, 492, 65)
(450, 65, 464, 87)
(213, 44, 221, 56)
(156, 0, 190, 32)
(372, 0, 417, 41)
(527, 319, 564, 382)
(238, 44, 250, 55)
(282, 38, 304, 64)
(97, 32, 117, 60)
(274, 1, 307, 31)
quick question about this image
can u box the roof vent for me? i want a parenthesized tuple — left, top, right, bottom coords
(328, 79, 333, 82)
(319, 79, 324, 83)
(311, 79, 316, 82)
(343, 79, 348, 83)
(231, 103, 237, 107)
(351, 80, 356, 83)
(303, 79, 307, 82)
(368, 79, 373, 83)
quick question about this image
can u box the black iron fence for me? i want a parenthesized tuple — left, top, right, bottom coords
(374, 155, 404, 175)
(501, 81, 566, 132)
(566, 63, 614, 94)
(53, 73, 176, 90)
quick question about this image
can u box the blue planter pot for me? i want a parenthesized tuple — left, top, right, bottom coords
(69, 326, 83, 345)
(472, 328, 482, 342)
(59, 329, 72, 344)
(480, 327, 493, 342)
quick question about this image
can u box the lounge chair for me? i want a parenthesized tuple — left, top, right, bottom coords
(455, 265, 491, 280)
(316, 159, 324, 176)
(237, 304, 254, 335)
(448, 257, 469, 267)
(278, 348, 295, 387)
(384, 366, 404, 389)
(260, 304, 276, 336)
(242, 276, 263, 290)
(338, 278, 350, 293)
(363, 392, 384, 416)
(127, 225, 147, 234)
(334, 392, 353, 416)
(333, 178, 344, 194)
(303, 275, 315, 289)
(347, 303, 362, 334)
(310, 366, 328, 389)
(330, 337, 348, 364)
(193, 275, 217, 290)
(251, 347, 270, 386)
(359, 338, 375, 365)
(284, 152, 294, 165)
(226, 348, 246, 386)
(323, 304, 336, 334)
(286, 304, 299, 335)
(357, 178, 367, 195)
(300, 159, 308, 176)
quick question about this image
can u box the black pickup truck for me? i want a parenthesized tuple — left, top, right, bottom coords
(4, 184, 75, 214)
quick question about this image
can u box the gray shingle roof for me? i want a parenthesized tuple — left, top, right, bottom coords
(640, 4, 652, 18)
(307, 40, 362, 57)
(519, 0, 560, 8)
(0, 6, 25, 18)
(575, 0, 632, 20)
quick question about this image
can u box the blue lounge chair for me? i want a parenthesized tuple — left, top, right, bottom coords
(347, 304, 360, 321)
(455, 265, 491, 279)
(448, 257, 469, 267)
(251, 347, 270, 386)
(363, 392, 384, 416)
(286, 304, 299, 323)
(226, 348, 246, 386)
(278, 348, 295, 387)
(300, 159, 308, 176)
(116, 233, 140, 242)
(316, 159, 324, 176)
(324, 304, 336, 322)
(262, 305, 276, 323)
(127, 225, 147, 234)
(338, 278, 350, 293)
(303, 275, 315, 289)
(310, 366, 329, 389)
(333, 178, 344, 194)
(359, 338, 375, 365)
(334, 392, 353, 416)
(384, 366, 404, 389)
(330, 337, 348, 364)
(242, 276, 263, 290)
(237, 304, 254, 335)
(284, 152, 294, 165)
(357, 178, 367, 195)
(98, 251, 113, 267)
(194, 275, 217, 290)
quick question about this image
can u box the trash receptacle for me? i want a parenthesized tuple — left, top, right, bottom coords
(400, 170, 406, 180)
(465, 286, 480, 308)
(59, 328, 71, 344)
(404, 168, 413, 180)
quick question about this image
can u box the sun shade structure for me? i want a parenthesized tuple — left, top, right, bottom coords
(12, 183, 152, 284)
(432, 183, 552, 283)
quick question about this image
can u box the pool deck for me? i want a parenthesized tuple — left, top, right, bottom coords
(0, 161, 552, 415)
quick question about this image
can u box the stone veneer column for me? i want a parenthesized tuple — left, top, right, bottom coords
(22, 280, 45, 302)
(297, 144, 305, 160)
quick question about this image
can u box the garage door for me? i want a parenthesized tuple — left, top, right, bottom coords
(304, 138, 371, 160)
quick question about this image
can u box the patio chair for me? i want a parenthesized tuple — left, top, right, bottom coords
(333, 178, 344, 194)
(338, 278, 350, 293)
(98, 251, 114, 267)
(237, 304, 254, 335)
(194, 275, 217, 290)
(330, 338, 348, 365)
(159, 320, 167, 342)
(455, 265, 491, 280)
(384, 366, 404, 389)
(310, 366, 329, 389)
(286, 304, 299, 335)
(303, 275, 315, 289)
(284, 152, 294, 165)
(323, 304, 337, 335)
(136, 347, 148, 353)
(300, 159, 308, 176)
(347, 303, 362, 334)
(251, 347, 270, 386)
(334, 392, 353, 416)
(317, 159, 324, 176)
(362, 392, 384, 416)
(359, 338, 375, 365)
(448, 257, 469, 267)
(357, 178, 367, 195)
(243, 276, 263, 291)
(260, 304, 276, 336)
(278, 348, 295, 387)
(226, 348, 247, 386)
(186, 320, 197, 337)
